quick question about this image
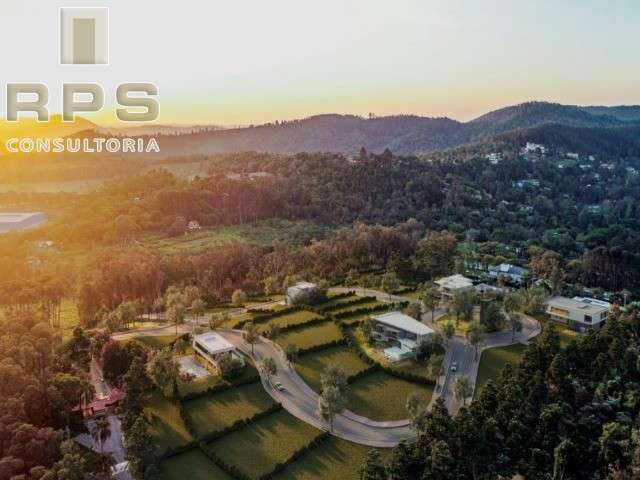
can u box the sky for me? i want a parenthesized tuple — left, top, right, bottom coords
(2, 0, 640, 126)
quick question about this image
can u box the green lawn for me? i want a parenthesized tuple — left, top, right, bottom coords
(539, 318, 581, 347)
(329, 300, 385, 315)
(178, 360, 259, 397)
(262, 310, 323, 330)
(134, 335, 178, 349)
(273, 436, 390, 480)
(347, 371, 434, 421)
(59, 298, 80, 331)
(161, 449, 233, 480)
(475, 343, 527, 398)
(183, 381, 276, 438)
(144, 393, 193, 454)
(294, 346, 371, 392)
(274, 322, 344, 351)
(316, 294, 358, 310)
(204, 409, 321, 479)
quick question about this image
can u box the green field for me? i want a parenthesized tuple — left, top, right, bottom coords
(262, 310, 323, 330)
(317, 294, 360, 310)
(273, 436, 389, 480)
(204, 409, 321, 479)
(329, 299, 386, 315)
(183, 381, 276, 438)
(161, 449, 233, 480)
(134, 335, 178, 349)
(347, 371, 434, 421)
(475, 343, 527, 398)
(275, 321, 344, 351)
(294, 345, 371, 392)
(144, 393, 193, 453)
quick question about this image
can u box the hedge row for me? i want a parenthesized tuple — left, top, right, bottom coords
(318, 295, 376, 313)
(332, 301, 408, 320)
(200, 446, 252, 480)
(179, 374, 261, 402)
(237, 305, 305, 328)
(260, 431, 330, 479)
(297, 338, 347, 356)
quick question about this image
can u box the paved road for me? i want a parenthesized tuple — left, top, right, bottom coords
(218, 329, 415, 448)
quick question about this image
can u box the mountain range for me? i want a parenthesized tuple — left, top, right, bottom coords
(146, 101, 640, 156)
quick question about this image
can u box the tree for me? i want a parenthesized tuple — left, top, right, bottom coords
(403, 302, 422, 321)
(451, 290, 475, 322)
(359, 449, 387, 480)
(146, 349, 179, 397)
(232, 289, 248, 306)
(419, 283, 440, 323)
(442, 322, 455, 344)
(101, 340, 131, 384)
(190, 298, 206, 326)
(285, 344, 299, 364)
(380, 271, 401, 299)
(167, 303, 186, 336)
(321, 364, 348, 397)
(508, 312, 523, 342)
(91, 417, 112, 454)
(480, 301, 504, 332)
(263, 357, 277, 382)
(503, 291, 522, 314)
(454, 375, 473, 406)
(317, 385, 345, 432)
(125, 417, 155, 480)
(242, 321, 260, 356)
(466, 321, 483, 359)
(414, 230, 457, 279)
(361, 318, 375, 343)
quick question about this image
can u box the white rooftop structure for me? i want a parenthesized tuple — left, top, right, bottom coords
(194, 332, 235, 354)
(435, 274, 474, 297)
(372, 311, 435, 336)
(545, 296, 611, 331)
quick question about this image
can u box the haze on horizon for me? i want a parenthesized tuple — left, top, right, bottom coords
(2, 0, 640, 126)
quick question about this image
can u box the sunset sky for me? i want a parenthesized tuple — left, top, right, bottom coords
(2, 0, 640, 126)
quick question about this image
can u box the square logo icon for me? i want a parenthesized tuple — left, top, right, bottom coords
(60, 7, 109, 65)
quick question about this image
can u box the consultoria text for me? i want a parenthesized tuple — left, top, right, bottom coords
(5, 137, 161, 154)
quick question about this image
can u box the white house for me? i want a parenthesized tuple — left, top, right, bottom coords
(371, 311, 435, 362)
(193, 332, 245, 372)
(489, 263, 529, 285)
(435, 274, 474, 298)
(187, 220, 201, 231)
(545, 296, 611, 332)
(285, 281, 319, 305)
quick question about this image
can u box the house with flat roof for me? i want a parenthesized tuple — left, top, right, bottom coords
(489, 263, 529, 285)
(193, 332, 245, 373)
(285, 281, 320, 305)
(371, 311, 435, 362)
(435, 274, 474, 298)
(545, 296, 611, 332)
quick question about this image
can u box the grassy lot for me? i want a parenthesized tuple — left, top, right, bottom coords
(294, 345, 371, 392)
(161, 449, 233, 480)
(329, 299, 386, 315)
(178, 360, 260, 397)
(475, 343, 527, 398)
(538, 318, 581, 347)
(204, 409, 321, 479)
(183, 381, 277, 438)
(144, 393, 193, 454)
(347, 371, 434, 421)
(274, 322, 344, 351)
(134, 335, 178, 349)
(273, 436, 390, 480)
(59, 298, 80, 331)
(316, 294, 358, 310)
(436, 312, 476, 335)
(262, 310, 324, 330)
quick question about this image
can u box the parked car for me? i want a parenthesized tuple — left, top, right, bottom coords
(274, 382, 286, 391)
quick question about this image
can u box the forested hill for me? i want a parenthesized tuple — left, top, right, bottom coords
(148, 101, 640, 156)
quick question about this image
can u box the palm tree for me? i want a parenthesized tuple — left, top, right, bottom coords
(92, 417, 112, 454)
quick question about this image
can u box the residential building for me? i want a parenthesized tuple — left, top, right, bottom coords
(285, 281, 320, 305)
(523, 142, 547, 155)
(187, 220, 202, 230)
(193, 332, 245, 372)
(435, 274, 474, 298)
(371, 311, 435, 362)
(486, 152, 501, 164)
(544, 296, 611, 332)
(489, 263, 529, 285)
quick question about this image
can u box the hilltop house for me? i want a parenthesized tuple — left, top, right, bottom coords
(371, 311, 435, 362)
(489, 263, 528, 285)
(285, 281, 322, 305)
(544, 296, 611, 332)
(435, 274, 474, 298)
(193, 332, 245, 373)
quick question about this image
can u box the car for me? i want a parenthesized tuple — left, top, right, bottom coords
(274, 382, 286, 392)
(450, 362, 458, 372)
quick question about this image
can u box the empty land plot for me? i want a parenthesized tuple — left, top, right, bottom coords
(183, 381, 277, 438)
(161, 449, 233, 480)
(273, 436, 390, 480)
(330, 300, 386, 315)
(316, 294, 358, 310)
(275, 322, 344, 351)
(347, 371, 434, 421)
(144, 393, 193, 454)
(262, 310, 323, 329)
(133, 335, 177, 349)
(475, 343, 527, 398)
(178, 360, 259, 397)
(204, 409, 321, 479)
(294, 346, 371, 392)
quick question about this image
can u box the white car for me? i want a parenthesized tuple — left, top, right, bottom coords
(274, 382, 286, 392)
(450, 362, 458, 372)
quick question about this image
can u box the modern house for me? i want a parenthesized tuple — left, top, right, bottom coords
(545, 296, 611, 332)
(187, 220, 202, 230)
(489, 263, 529, 285)
(371, 311, 435, 362)
(193, 332, 245, 372)
(285, 281, 319, 305)
(435, 274, 474, 298)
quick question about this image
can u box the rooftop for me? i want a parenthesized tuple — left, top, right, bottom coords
(194, 332, 236, 353)
(545, 296, 610, 315)
(289, 281, 317, 291)
(435, 274, 473, 290)
(372, 311, 435, 336)
(490, 263, 528, 276)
